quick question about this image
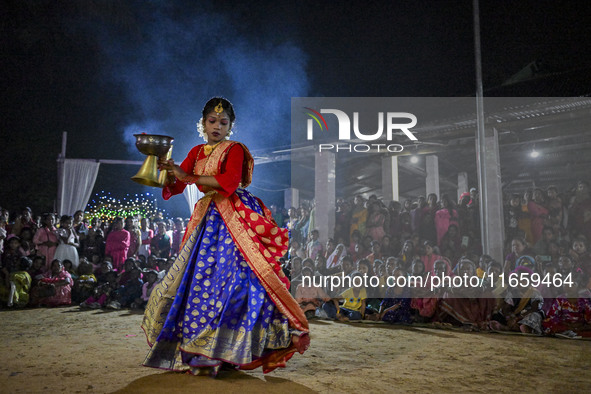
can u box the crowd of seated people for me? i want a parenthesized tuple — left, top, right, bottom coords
(287, 181, 591, 339)
(0, 206, 184, 311)
(2, 181, 591, 339)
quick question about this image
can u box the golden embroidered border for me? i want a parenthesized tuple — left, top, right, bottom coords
(214, 193, 309, 333)
(181, 141, 254, 251)
(142, 223, 201, 346)
(180, 141, 233, 250)
(206, 140, 234, 175)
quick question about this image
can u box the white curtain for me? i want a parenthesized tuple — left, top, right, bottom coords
(182, 183, 202, 217)
(59, 159, 100, 216)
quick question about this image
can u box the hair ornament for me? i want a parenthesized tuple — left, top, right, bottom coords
(214, 101, 224, 115)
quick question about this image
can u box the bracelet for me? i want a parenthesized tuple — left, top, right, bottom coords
(166, 173, 176, 185)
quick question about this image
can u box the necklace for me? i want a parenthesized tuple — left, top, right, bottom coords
(203, 140, 223, 156)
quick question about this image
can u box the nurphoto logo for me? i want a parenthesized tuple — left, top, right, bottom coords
(304, 107, 418, 153)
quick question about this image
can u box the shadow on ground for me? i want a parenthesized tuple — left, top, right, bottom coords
(112, 370, 316, 394)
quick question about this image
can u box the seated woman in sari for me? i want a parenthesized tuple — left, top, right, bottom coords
(490, 267, 544, 334)
(30, 259, 73, 307)
(142, 98, 309, 376)
(543, 274, 591, 337)
(439, 259, 495, 330)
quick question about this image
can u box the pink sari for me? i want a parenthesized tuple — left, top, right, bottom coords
(105, 229, 130, 271)
(434, 209, 459, 246)
(38, 269, 72, 306)
(366, 211, 386, 241)
(528, 201, 548, 244)
(33, 227, 58, 271)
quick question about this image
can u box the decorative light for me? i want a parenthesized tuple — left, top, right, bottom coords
(410, 155, 419, 164)
(85, 191, 168, 223)
(530, 150, 540, 158)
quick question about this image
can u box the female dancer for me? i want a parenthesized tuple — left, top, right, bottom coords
(142, 97, 309, 375)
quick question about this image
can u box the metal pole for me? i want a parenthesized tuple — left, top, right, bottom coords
(473, 0, 489, 255)
(56, 131, 67, 216)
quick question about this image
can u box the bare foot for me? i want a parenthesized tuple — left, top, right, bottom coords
(336, 314, 349, 322)
(489, 320, 506, 331)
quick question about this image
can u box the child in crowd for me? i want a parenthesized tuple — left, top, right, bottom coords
(80, 271, 118, 309)
(356, 258, 372, 276)
(157, 258, 173, 282)
(366, 241, 383, 264)
(295, 266, 332, 319)
(477, 255, 493, 279)
(145, 255, 160, 272)
(131, 269, 159, 309)
(347, 230, 361, 261)
(138, 217, 153, 260)
(0, 256, 32, 307)
(115, 268, 144, 308)
(379, 268, 412, 324)
(137, 254, 147, 269)
(2, 235, 25, 279)
(398, 240, 416, 268)
(62, 259, 78, 281)
(82, 228, 105, 260)
(73, 260, 97, 304)
(439, 224, 462, 262)
(19, 227, 35, 256)
(118, 258, 140, 286)
(504, 193, 523, 243)
(410, 259, 426, 282)
(323, 272, 368, 321)
(89, 252, 102, 272)
(150, 222, 171, 258)
(306, 229, 323, 260)
(569, 237, 591, 283)
(557, 256, 574, 276)
(481, 261, 504, 296)
(96, 261, 114, 284)
(29, 255, 46, 286)
(288, 239, 306, 260)
(288, 257, 304, 289)
(54, 215, 80, 270)
(355, 258, 381, 311)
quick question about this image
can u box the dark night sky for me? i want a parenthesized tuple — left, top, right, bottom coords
(2, 0, 591, 217)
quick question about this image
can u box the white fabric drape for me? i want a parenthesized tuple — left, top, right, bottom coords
(59, 159, 100, 216)
(182, 183, 202, 217)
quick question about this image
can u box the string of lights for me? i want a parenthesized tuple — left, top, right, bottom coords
(85, 191, 168, 223)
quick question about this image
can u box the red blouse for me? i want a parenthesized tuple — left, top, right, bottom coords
(163, 143, 245, 200)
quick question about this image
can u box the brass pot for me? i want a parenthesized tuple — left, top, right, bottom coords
(131, 133, 174, 188)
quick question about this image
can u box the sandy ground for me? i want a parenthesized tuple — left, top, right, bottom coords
(1, 306, 590, 393)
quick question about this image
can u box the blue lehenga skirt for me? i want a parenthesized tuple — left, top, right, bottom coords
(143, 189, 292, 372)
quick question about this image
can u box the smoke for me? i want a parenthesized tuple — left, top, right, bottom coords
(96, 4, 309, 162)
